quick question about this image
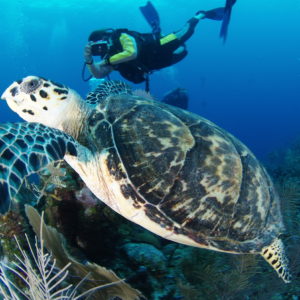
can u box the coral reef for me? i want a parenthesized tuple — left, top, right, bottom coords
(122, 243, 167, 273)
(0, 206, 142, 300)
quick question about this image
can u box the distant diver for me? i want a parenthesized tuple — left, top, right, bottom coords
(83, 1, 225, 91)
(220, 0, 237, 42)
(161, 88, 189, 110)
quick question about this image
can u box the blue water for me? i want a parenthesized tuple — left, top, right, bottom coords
(0, 0, 299, 159)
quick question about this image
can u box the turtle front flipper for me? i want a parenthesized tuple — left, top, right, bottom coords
(0, 122, 80, 214)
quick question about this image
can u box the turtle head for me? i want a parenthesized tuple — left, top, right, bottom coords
(1, 76, 81, 128)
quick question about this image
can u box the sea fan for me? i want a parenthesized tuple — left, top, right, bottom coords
(0, 233, 74, 300)
(0, 206, 142, 300)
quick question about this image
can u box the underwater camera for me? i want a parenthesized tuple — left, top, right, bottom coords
(91, 40, 108, 56)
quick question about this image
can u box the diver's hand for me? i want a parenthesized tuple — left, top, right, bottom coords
(84, 43, 93, 64)
(99, 59, 110, 67)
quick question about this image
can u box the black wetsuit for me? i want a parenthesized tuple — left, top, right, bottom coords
(105, 17, 199, 83)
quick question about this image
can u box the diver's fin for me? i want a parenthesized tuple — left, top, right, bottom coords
(197, 8, 225, 21)
(140, 1, 161, 35)
(220, 0, 237, 42)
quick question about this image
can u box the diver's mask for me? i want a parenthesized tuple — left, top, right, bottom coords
(91, 40, 109, 57)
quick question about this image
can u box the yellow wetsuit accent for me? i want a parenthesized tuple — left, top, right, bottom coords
(159, 33, 178, 45)
(108, 33, 138, 65)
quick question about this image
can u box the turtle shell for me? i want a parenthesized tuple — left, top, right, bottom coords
(82, 91, 284, 254)
(0, 77, 290, 282)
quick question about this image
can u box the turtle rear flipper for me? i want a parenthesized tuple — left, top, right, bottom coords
(261, 238, 292, 283)
(0, 122, 81, 214)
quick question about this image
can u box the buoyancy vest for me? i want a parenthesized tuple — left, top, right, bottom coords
(107, 29, 182, 83)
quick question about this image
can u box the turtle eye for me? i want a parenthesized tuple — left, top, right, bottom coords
(21, 78, 41, 94)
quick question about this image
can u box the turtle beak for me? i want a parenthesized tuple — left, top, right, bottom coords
(0, 92, 6, 101)
(1, 82, 20, 102)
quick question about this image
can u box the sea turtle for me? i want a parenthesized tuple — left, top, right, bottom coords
(0, 76, 291, 282)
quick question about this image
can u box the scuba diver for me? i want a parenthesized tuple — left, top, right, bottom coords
(83, 2, 225, 91)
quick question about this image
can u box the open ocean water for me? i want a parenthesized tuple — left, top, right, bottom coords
(0, 0, 299, 159)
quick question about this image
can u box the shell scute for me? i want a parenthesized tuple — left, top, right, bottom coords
(112, 101, 195, 205)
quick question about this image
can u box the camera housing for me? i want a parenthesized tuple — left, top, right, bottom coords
(91, 41, 108, 56)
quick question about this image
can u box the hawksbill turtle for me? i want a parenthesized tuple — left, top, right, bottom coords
(0, 76, 292, 282)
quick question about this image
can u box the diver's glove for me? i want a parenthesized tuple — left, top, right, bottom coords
(99, 57, 111, 67)
(84, 43, 93, 65)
